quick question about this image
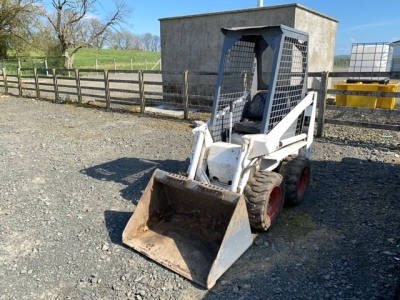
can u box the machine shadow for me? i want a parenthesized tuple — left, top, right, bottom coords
(103, 210, 132, 246)
(80, 156, 184, 249)
(80, 156, 185, 205)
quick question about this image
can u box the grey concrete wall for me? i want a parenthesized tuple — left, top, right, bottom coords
(293, 7, 338, 89)
(159, 4, 338, 98)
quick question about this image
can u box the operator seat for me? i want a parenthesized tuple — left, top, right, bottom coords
(233, 90, 267, 134)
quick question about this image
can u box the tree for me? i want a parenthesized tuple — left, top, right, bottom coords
(107, 31, 161, 51)
(149, 35, 160, 52)
(32, 24, 65, 68)
(108, 30, 142, 50)
(141, 33, 153, 51)
(85, 18, 110, 49)
(47, 0, 132, 68)
(0, 0, 44, 58)
(140, 33, 160, 52)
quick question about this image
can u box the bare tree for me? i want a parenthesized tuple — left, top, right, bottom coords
(87, 18, 110, 49)
(47, 0, 132, 68)
(0, 0, 44, 58)
(140, 33, 153, 51)
(131, 34, 143, 50)
(108, 30, 144, 50)
(150, 35, 160, 52)
(139, 33, 160, 52)
(73, 17, 110, 49)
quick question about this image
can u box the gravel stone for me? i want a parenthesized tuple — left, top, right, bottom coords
(0, 96, 399, 299)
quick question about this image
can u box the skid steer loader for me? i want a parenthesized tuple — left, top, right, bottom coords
(123, 25, 318, 289)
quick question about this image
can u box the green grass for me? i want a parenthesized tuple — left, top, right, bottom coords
(1, 48, 161, 74)
(74, 48, 161, 70)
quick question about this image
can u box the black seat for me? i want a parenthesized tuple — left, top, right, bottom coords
(233, 91, 267, 134)
(242, 91, 267, 121)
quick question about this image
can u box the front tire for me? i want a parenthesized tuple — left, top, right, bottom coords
(244, 171, 285, 231)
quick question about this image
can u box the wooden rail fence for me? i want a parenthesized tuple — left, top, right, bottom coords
(1, 68, 399, 136)
(309, 71, 400, 136)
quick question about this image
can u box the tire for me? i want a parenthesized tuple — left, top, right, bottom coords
(244, 171, 285, 231)
(280, 155, 311, 206)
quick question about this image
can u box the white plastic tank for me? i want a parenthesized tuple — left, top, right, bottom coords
(348, 43, 393, 80)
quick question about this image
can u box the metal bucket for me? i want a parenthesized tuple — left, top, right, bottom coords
(122, 169, 253, 289)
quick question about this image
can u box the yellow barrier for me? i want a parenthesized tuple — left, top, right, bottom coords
(334, 81, 399, 109)
(334, 82, 377, 108)
(377, 82, 400, 109)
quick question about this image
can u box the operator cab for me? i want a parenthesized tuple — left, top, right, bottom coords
(209, 25, 309, 145)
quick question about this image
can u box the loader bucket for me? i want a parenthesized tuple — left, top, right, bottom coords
(122, 169, 253, 289)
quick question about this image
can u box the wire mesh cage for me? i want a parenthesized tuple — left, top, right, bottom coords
(266, 35, 308, 133)
(210, 40, 256, 142)
(210, 26, 308, 143)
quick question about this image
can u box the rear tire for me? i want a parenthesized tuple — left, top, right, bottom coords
(244, 171, 285, 231)
(280, 155, 311, 206)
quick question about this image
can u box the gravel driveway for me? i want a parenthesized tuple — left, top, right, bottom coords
(0, 96, 399, 300)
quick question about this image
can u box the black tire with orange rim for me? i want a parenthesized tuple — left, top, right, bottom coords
(244, 171, 285, 231)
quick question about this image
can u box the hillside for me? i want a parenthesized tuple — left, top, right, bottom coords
(73, 48, 161, 70)
(2, 49, 162, 73)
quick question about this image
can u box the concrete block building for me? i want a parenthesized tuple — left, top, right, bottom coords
(159, 3, 338, 102)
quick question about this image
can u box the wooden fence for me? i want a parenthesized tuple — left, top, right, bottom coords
(1, 68, 399, 136)
(310, 71, 400, 137)
(1, 68, 207, 120)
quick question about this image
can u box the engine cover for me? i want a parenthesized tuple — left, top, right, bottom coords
(207, 142, 241, 185)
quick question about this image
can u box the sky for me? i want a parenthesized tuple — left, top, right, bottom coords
(47, 0, 400, 55)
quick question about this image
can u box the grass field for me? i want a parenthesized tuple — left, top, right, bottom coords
(1, 48, 162, 74)
(74, 48, 161, 70)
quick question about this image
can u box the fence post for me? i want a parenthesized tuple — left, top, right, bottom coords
(2, 68, 8, 94)
(183, 70, 189, 120)
(17, 68, 22, 96)
(44, 58, 49, 76)
(317, 71, 329, 138)
(52, 68, 59, 101)
(33, 68, 40, 99)
(75, 69, 82, 104)
(104, 70, 110, 109)
(139, 70, 145, 113)
(130, 57, 133, 70)
(113, 58, 116, 71)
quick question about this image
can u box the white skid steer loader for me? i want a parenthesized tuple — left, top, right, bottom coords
(123, 25, 318, 289)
